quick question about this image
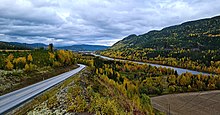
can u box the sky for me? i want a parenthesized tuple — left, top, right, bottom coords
(0, 0, 220, 46)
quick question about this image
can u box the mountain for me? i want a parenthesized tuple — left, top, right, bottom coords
(9, 42, 48, 49)
(0, 41, 48, 50)
(0, 41, 31, 50)
(111, 15, 220, 50)
(57, 44, 109, 51)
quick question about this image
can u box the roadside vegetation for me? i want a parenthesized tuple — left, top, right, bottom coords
(0, 47, 78, 95)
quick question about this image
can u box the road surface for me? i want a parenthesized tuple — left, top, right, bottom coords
(0, 64, 85, 114)
(151, 90, 220, 115)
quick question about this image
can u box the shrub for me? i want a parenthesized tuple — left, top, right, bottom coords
(67, 95, 87, 112)
(168, 85, 175, 93)
(24, 64, 30, 72)
(52, 61, 62, 67)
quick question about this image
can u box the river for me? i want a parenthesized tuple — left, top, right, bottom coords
(92, 54, 210, 75)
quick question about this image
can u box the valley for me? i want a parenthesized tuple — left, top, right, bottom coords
(0, 1, 220, 114)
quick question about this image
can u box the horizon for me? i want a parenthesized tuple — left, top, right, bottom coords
(0, 0, 220, 46)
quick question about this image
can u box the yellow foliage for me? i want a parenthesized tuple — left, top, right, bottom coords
(49, 52, 55, 60)
(24, 64, 30, 72)
(7, 54, 14, 61)
(13, 57, 26, 64)
(57, 50, 75, 65)
(27, 54, 33, 62)
(6, 60, 13, 70)
(53, 61, 62, 67)
(13, 57, 26, 69)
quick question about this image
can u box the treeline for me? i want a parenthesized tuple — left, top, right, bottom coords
(0, 49, 78, 95)
(0, 49, 77, 71)
(100, 48, 220, 74)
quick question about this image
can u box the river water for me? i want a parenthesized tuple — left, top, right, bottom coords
(93, 54, 210, 75)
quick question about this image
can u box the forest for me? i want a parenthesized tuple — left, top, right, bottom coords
(1, 48, 220, 114)
(100, 16, 220, 75)
(0, 48, 78, 95)
(61, 54, 220, 114)
(100, 48, 220, 74)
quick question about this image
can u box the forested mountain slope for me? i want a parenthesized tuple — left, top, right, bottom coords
(0, 41, 31, 50)
(111, 15, 220, 50)
(0, 41, 47, 50)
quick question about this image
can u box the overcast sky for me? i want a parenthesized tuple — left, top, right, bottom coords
(0, 0, 220, 46)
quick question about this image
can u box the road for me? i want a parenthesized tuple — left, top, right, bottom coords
(93, 54, 210, 75)
(151, 90, 220, 115)
(0, 64, 86, 114)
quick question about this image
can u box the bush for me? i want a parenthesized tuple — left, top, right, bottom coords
(52, 61, 62, 67)
(67, 95, 87, 112)
(24, 64, 30, 72)
(168, 85, 175, 93)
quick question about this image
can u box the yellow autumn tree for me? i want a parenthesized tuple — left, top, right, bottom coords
(13, 57, 26, 69)
(6, 60, 14, 70)
(57, 50, 75, 66)
(49, 52, 55, 60)
(24, 64, 30, 72)
(27, 54, 33, 62)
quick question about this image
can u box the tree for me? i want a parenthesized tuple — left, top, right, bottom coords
(13, 57, 26, 69)
(48, 43, 54, 52)
(24, 64, 30, 72)
(6, 60, 13, 70)
(7, 54, 14, 61)
(27, 54, 33, 62)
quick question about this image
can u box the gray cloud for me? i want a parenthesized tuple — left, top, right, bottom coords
(0, 0, 220, 46)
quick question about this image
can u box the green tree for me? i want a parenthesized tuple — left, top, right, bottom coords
(48, 43, 54, 52)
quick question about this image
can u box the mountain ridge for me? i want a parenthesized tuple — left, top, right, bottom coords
(111, 15, 220, 50)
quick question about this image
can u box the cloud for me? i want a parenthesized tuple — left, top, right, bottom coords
(0, 0, 220, 46)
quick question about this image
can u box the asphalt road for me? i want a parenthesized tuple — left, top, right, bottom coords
(151, 90, 220, 115)
(0, 64, 85, 114)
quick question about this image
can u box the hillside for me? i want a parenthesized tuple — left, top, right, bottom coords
(0, 41, 47, 50)
(10, 42, 48, 49)
(57, 44, 109, 51)
(111, 15, 220, 50)
(0, 41, 31, 50)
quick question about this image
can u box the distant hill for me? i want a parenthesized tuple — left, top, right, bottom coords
(9, 42, 48, 49)
(0, 41, 48, 50)
(111, 15, 220, 50)
(57, 44, 109, 51)
(0, 41, 30, 50)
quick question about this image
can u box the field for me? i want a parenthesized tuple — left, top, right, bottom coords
(151, 90, 220, 115)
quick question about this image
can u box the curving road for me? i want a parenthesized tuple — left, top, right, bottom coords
(0, 64, 85, 114)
